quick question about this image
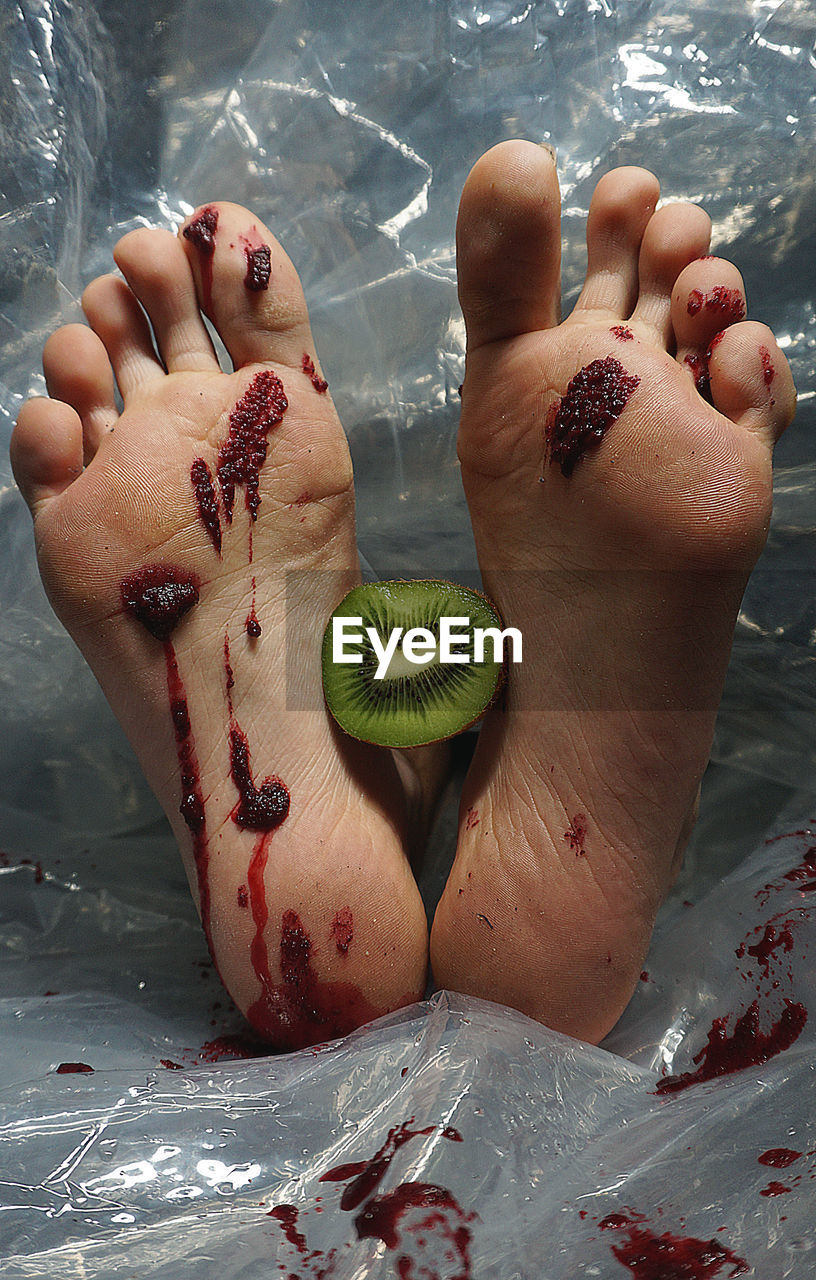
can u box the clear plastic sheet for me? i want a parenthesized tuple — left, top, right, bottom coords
(1, 0, 814, 1275)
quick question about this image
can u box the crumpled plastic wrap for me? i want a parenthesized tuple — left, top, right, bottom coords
(1, 0, 814, 1275)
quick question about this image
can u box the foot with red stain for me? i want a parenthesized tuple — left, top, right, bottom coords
(430, 143, 797, 1043)
(10, 201, 428, 1049)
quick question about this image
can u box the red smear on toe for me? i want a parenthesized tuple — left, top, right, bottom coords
(564, 813, 587, 856)
(238, 227, 272, 292)
(759, 1148, 802, 1168)
(654, 999, 807, 1094)
(331, 907, 354, 956)
(302, 352, 328, 394)
(610, 325, 634, 341)
(546, 356, 640, 477)
(599, 1210, 749, 1278)
(183, 206, 218, 312)
(217, 370, 288, 526)
(191, 457, 222, 555)
(465, 807, 479, 831)
(121, 566, 215, 952)
(685, 351, 711, 400)
(759, 345, 775, 386)
(687, 286, 745, 324)
(56, 1062, 94, 1074)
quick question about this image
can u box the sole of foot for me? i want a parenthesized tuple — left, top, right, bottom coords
(11, 201, 429, 1050)
(430, 141, 796, 1043)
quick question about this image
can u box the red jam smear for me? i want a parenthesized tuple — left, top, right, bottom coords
(655, 999, 808, 1094)
(599, 1211, 749, 1279)
(687, 286, 745, 323)
(268, 1204, 308, 1254)
(330, 907, 354, 956)
(564, 813, 587, 856)
(302, 352, 329, 394)
(244, 245, 271, 291)
(56, 1062, 94, 1074)
(216, 369, 288, 525)
(182, 206, 218, 312)
(547, 356, 640, 477)
(610, 324, 634, 341)
(354, 1182, 474, 1276)
(190, 457, 222, 556)
(120, 564, 200, 642)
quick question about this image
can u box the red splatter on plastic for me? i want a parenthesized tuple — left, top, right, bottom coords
(195, 1033, 269, 1064)
(190, 457, 222, 556)
(465, 807, 479, 831)
(237, 884, 249, 909)
(120, 564, 200, 642)
(302, 353, 328, 394)
(321, 1120, 440, 1210)
(759, 1148, 801, 1168)
(331, 907, 354, 956)
(757, 842, 816, 904)
(740, 922, 794, 975)
(565, 814, 587, 856)
(269, 1204, 308, 1254)
(610, 325, 634, 341)
(760, 1181, 791, 1198)
(640, 971, 650, 982)
(655, 999, 808, 1094)
(217, 371, 288, 527)
(546, 356, 640, 477)
(56, 1062, 94, 1074)
(759, 345, 775, 386)
(599, 1211, 749, 1278)
(183, 206, 218, 312)
(354, 1183, 475, 1276)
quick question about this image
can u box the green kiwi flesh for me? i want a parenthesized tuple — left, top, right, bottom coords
(321, 579, 506, 748)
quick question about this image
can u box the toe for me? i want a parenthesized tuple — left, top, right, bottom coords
(456, 140, 562, 350)
(11, 397, 84, 513)
(570, 167, 660, 319)
(671, 256, 747, 353)
(82, 274, 165, 399)
(114, 228, 219, 374)
(630, 202, 712, 346)
(42, 324, 118, 462)
(179, 202, 316, 371)
(708, 321, 796, 444)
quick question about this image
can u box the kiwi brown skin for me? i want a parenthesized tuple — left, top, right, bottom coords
(321, 579, 508, 749)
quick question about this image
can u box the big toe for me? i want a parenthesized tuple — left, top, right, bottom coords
(179, 201, 325, 378)
(457, 140, 562, 350)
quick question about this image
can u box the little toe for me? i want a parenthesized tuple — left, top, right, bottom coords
(630, 202, 712, 346)
(11, 396, 84, 513)
(570, 167, 660, 319)
(82, 274, 165, 399)
(456, 140, 562, 350)
(114, 228, 219, 375)
(179, 202, 316, 371)
(42, 324, 118, 462)
(708, 321, 796, 443)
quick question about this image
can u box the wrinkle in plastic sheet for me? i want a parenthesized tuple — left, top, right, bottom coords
(0, 0, 815, 1275)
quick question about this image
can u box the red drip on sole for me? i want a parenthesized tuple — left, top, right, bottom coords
(302, 352, 328, 394)
(217, 370, 288, 525)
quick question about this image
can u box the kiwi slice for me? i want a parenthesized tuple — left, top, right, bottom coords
(321, 579, 508, 748)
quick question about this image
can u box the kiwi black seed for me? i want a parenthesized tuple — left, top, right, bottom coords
(321, 579, 507, 748)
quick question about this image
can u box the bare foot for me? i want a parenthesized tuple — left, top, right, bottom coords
(430, 143, 796, 1043)
(11, 202, 428, 1050)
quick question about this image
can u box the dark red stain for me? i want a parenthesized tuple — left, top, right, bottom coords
(321, 1120, 440, 1211)
(268, 1204, 308, 1254)
(120, 564, 200, 642)
(217, 370, 288, 528)
(237, 884, 249, 909)
(195, 1033, 270, 1064)
(224, 633, 289, 832)
(599, 1211, 749, 1278)
(757, 843, 816, 904)
(302, 352, 328, 394)
(190, 457, 222, 555)
(564, 813, 587, 856)
(56, 1062, 94, 1074)
(330, 907, 354, 956)
(759, 1148, 801, 1168)
(686, 286, 745, 323)
(246, 576, 261, 638)
(354, 1183, 474, 1277)
(121, 566, 213, 948)
(160, 1059, 183, 1070)
(244, 246, 271, 291)
(760, 1181, 791, 1198)
(655, 999, 808, 1094)
(610, 325, 634, 341)
(759, 345, 775, 386)
(684, 351, 711, 400)
(465, 807, 479, 831)
(546, 356, 640, 477)
(183, 206, 218, 312)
